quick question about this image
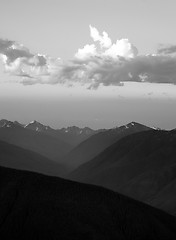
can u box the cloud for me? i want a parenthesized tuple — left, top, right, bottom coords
(75, 44, 97, 59)
(0, 39, 52, 82)
(0, 39, 33, 62)
(157, 44, 176, 55)
(1, 26, 176, 88)
(104, 39, 138, 59)
(76, 26, 138, 60)
(89, 25, 112, 48)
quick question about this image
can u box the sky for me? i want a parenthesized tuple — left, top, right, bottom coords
(0, 0, 176, 129)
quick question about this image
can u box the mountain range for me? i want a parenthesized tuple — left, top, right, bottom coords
(0, 120, 72, 163)
(1, 118, 176, 217)
(0, 119, 103, 147)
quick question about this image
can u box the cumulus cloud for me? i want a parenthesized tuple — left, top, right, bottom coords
(104, 39, 138, 59)
(76, 26, 138, 60)
(0, 38, 54, 82)
(75, 44, 97, 59)
(1, 26, 176, 88)
(89, 25, 112, 48)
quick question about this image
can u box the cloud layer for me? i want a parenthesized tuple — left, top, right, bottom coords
(1, 26, 176, 88)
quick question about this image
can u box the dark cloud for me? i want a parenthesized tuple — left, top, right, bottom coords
(5, 48, 33, 63)
(0, 39, 34, 63)
(37, 55, 47, 66)
(157, 45, 176, 55)
(58, 54, 176, 88)
(0, 39, 14, 52)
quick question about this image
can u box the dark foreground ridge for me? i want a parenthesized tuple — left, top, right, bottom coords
(1, 166, 176, 240)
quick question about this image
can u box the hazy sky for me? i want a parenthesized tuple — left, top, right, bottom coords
(0, 0, 176, 129)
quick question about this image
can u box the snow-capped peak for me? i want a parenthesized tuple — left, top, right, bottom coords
(152, 126, 161, 130)
(29, 120, 36, 124)
(24, 120, 52, 132)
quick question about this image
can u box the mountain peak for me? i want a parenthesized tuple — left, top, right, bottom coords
(25, 120, 50, 132)
(60, 126, 94, 135)
(0, 119, 23, 128)
(29, 120, 37, 124)
(127, 121, 142, 126)
(0, 119, 11, 128)
(111, 122, 150, 132)
(28, 120, 41, 125)
(125, 122, 151, 129)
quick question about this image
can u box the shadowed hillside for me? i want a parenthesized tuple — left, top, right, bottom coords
(69, 130, 176, 215)
(0, 122, 72, 161)
(63, 122, 151, 170)
(0, 140, 66, 176)
(1, 166, 176, 240)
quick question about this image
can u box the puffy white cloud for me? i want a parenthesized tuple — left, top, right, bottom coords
(75, 44, 97, 59)
(89, 25, 112, 48)
(103, 39, 138, 58)
(76, 26, 138, 60)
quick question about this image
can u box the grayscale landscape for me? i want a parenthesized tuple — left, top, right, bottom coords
(1, 0, 176, 239)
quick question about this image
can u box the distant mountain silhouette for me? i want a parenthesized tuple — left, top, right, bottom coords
(0, 121, 72, 161)
(63, 122, 151, 170)
(0, 140, 66, 176)
(56, 126, 104, 146)
(25, 120, 52, 132)
(1, 166, 176, 240)
(0, 119, 103, 147)
(69, 130, 176, 215)
(25, 121, 104, 146)
(0, 119, 24, 128)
